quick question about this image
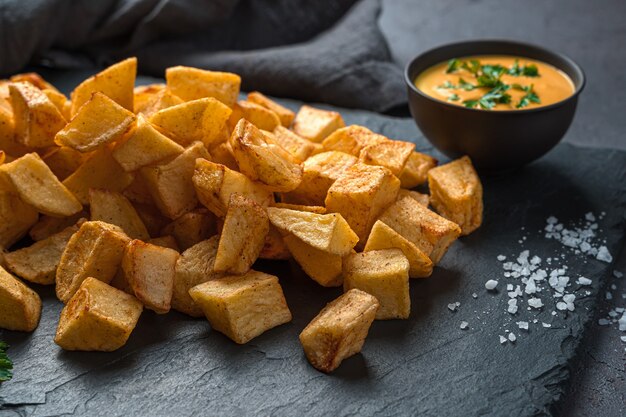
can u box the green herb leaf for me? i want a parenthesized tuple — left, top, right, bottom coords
(446, 59, 461, 73)
(458, 78, 476, 91)
(508, 60, 521, 76)
(0, 342, 13, 382)
(462, 99, 479, 109)
(511, 83, 530, 92)
(439, 80, 456, 89)
(448, 94, 460, 102)
(522, 64, 539, 77)
(517, 84, 541, 108)
(461, 60, 480, 75)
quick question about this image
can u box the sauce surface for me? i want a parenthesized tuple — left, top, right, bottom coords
(414, 55, 575, 111)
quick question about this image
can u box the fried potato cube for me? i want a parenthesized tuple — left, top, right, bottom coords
(397, 189, 429, 207)
(160, 209, 216, 251)
(259, 226, 291, 260)
(54, 277, 142, 351)
(208, 141, 238, 171)
(148, 235, 179, 251)
(229, 119, 302, 192)
(121, 240, 179, 313)
(193, 158, 274, 217)
(56, 221, 130, 303)
(267, 207, 358, 256)
(281, 151, 357, 206)
(41, 147, 87, 181)
(379, 196, 461, 264)
(399, 151, 437, 188)
(70, 57, 137, 117)
(135, 87, 183, 118)
(266, 126, 318, 162)
(112, 114, 184, 172)
(10, 72, 58, 91)
(42, 89, 68, 117)
(272, 202, 326, 214)
(133, 84, 165, 112)
(189, 270, 292, 344)
(214, 194, 269, 274)
(0, 191, 38, 247)
(55, 92, 136, 153)
(321, 125, 387, 155)
(63, 146, 135, 204)
(343, 249, 410, 320)
(172, 236, 223, 317)
(140, 141, 209, 219)
(0, 266, 41, 331)
(1, 153, 82, 217)
(428, 156, 483, 235)
(325, 163, 400, 249)
(247, 92, 295, 127)
(166, 66, 241, 107)
(0, 107, 17, 153)
(89, 189, 150, 240)
(9, 82, 66, 148)
(229, 100, 280, 131)
(283, 234, 343, 287)
(359, 140, 415, 177)
(4, 224, 78, 285)
(299, 289, 378, 373)
(364, 220, 433, 278)
(292, 105, 345, 143)
(29, 211, 85, 241)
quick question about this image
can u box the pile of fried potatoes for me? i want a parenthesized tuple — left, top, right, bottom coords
(0, 58, 483, 373)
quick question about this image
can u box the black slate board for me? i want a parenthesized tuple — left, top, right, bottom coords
(0, 96, 625, 417)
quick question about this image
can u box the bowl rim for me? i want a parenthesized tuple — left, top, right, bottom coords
(404, 39, 586, 114)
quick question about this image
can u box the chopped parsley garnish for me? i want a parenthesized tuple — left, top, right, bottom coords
(448, 94, 460, 102)
(516, 84, 541, 108)
(0, 342, 13, 382)
(508, 59, 539, 77)
(458, 78, 476, 91)
(438, 80, 456, 89)
(446, 59, 461, 73)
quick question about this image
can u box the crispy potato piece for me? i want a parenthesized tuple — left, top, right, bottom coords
(89, 189, 150, 240)
(172, 236, 224, 317)
(160, 209, 216, 251)
(359, 140, 415, 177)
(267, 207, 358, 256)
(214, 194, 269, 274)
(281, 151, 357, 206)
(322, 125, 387, 155)
(272, 202, 326, 214)
(299, 289, 378, 372)
(397, 189, 429, 207)
(1, 153, 82, 217)
(259, 226, 291, 260)
(292, 105, 345, 143)
(209, 141, 238, 171)
(265, 126, 318, 162)
(247, 92, 295, 127)
(122, 240, 179, 313)
(112, 114, 184, 172)
(9, 82, 66, 148)
(63, 146, 135, 204)
(428, 156, 483, 235)
(283, 234, 343, 287)
(379, 196, 461, 264)
(4, 224, 78, 285)
(229, 119, 302, 192)
(202, 99, 233, 148)
(189, 270, 292, 344)
(148, 235, 179, 251)
(343, 249, 410, 320)
(56, 221, 130, 303)
(0, 107, 19, 155)
(0, 191, 38, 248)
(0, 266, 41, 331)
(140, 141, 209, 219)
(70, 57, 137, 116)
(41, 147, 87, 181)
(166, 66, 241, 107)
(28, 211, 85, 241)
(10, 73, 58, 91)
(42, 89, 68, 117)
(364, 220, 433, 278)
(135, 87, 184, 118)
(192, 158, 273, 217)
(0, 150, 5, 164)
(325, 163, 400, 249)
(229, 100, 281, 131)
(399, 151, 437, 188)
(55, 277, 142, 351)
(56, 92, 136, 153)
(133, 84, 165, 112)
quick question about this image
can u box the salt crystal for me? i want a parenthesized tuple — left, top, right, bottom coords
(611, 284, 617, 290)
(576, 277, 592, 286)
(525, 279, 537, 294)
(621, 336, 626, 343)
(606, 292, 613, 300)
(619, 313, 626, 331)
(551, 311, 557, 316)
(585, 212, 596, 222)
(460, 321, 469, 330)
(507, 284, 514, 291)
(598, 318, 610, 326)
(542, 322, 552, 328)
(596, 246, 613, 263)
(528, 298, 543, 309)
(485, 280, 498, 291)
(530, 256, 541, 265)
(508, 333, 516, 342)
(547, 216, 558, 224)
(508, 299, 518, 314)
(497, 255, 506, 261)
(448, 303, 457, 312)
(500, 335, 507, 344)
(556, 302, 568, 311)
(579, 242, 591, 253)
(472, 292, 478, 299)
(614, 270, 624, 278)
(517, 321, 529, 330)
(563, 294, 576, 304)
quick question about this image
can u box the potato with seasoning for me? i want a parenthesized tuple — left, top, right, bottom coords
(0, 266, 41, 332)
(292, 105, 345, 143)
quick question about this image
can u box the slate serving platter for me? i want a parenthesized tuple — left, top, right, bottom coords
(0, 81, 625, 416)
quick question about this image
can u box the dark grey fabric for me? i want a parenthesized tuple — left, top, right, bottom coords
(0, 0, 406, 111)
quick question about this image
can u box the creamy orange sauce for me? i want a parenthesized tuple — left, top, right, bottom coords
(415, 55, 575, 110)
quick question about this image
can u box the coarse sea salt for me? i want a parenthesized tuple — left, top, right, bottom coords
(508, 333, 517, 342)
(542, 322, 552, 328)
(485, 280, 498, 291)
(614, 271, 623, 278)
(448, 303, 457, 312)
(528, 298, 543, 309)
(517, 321, 529, 330)
(576, 277, 592, 286)
(499, 335, 507, 344)
(460, 321, 469, 330)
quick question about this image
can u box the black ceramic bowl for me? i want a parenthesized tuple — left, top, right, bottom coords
(405, 40, 585, 172)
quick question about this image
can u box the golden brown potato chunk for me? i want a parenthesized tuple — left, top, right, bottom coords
(343, 249, 410, 320)
(54, 277, 143, 351)
(208, 141, 238, 171)
(325, 163, 400, 249)
(9, 81, 66, 148)
(379, 196, 461, 264)
(134, 87, 183, 118)
(229, 100, 281, 131)
(1, 153, 82, 217)
(214, 194, 269, 274)
(122, 240, 179, 314)
(166, 66, 241, 107)
(272, 202, 326, 214)
(321, 125, 387, 156)
(266, 126, 318, 162)
(229, 119, 302, 192)
(4, 224, 78, 285)
(148, 235, 179, 251)
(358, 139, 415, 177)
(292, 105, 345, 143)
(28, 211, 84, 241)
(399, 151, 437, 188)
(428, 156, 483, 235)
(247, 92, 295, 127)
(89, 189, 150, 240)
(299, 289, 379, 373)
(70, 57, 137, 117)
(189, 270, 292, 344)
(364, 220, 433, 278)
(10, 72, 58, 91)
(41, 147, 87, 181)
(396, 189, 430, 207)
(283, 234, 343, 287)
(281, 151, 357, 206)
(160, 209, 216, 251)
(56, 221, 130, 303)
(0, 266, 41, 331)
(0, 190, 38, 248)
